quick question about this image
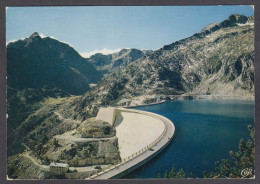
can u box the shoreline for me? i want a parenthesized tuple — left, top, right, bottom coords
(122, 94, 255, 108)
(126, 100, 167, 108)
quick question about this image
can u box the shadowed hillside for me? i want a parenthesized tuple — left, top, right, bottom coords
(7, 32, 102, 95)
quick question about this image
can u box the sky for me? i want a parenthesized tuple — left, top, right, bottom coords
(6, 6, 254, 58)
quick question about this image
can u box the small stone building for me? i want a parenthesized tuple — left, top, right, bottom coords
(50, 162, 69, 176)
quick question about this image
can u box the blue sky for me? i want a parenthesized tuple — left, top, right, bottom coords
(6, 6, 254, 57)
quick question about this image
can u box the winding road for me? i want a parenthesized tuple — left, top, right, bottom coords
(23, 151, 49, 170)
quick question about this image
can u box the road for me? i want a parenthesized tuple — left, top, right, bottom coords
(23, 151, 49, 171)
(54, 134, 118, 142)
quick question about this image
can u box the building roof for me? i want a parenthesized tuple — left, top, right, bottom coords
(50, 162, 69, 167)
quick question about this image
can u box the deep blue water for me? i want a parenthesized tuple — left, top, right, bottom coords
(123, 99, 254, 178)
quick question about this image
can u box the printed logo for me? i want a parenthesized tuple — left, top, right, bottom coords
(241, 168, 253, 178)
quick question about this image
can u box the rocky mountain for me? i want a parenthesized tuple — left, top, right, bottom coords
(88, 48, 152, 75)
(7, 32, 102, 95)
(68, 14, 254, 119)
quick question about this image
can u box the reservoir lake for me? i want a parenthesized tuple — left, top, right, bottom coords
(124, 99, 254, 178)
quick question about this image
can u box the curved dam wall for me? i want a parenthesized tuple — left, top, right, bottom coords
(114, 109, 165, 159)
(91, 107, 175, 179)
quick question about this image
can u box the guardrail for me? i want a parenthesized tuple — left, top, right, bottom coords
(88, 108, 168, 179)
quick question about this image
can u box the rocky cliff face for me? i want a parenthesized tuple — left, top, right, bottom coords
(75, 118, 116, 138)
(69, 14, 254, 119)
(35, 118, 120, 167)
(88, 48, 152, 75)
(43, 137, 121, 167)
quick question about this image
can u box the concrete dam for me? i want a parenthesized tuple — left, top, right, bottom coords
(90, 107, 175, 179)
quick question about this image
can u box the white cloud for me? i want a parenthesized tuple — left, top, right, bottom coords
(59, 40, 74, 48)
(6, 38, 26, 46)
(6, 33, 75, 48)
(80, 48, 122, 58)
(39, 33, 47, 38)
(6, 33, 45, 46)
(39, 33, 75, 47)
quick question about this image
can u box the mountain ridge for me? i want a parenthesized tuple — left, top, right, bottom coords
(7, 32, 102, 95)
(66, 14, 254, 120)
(87, 48, 152, 75)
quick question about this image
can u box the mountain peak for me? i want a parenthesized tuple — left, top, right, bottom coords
(200, 14, 252, 34)
(24, 32, 42, 47)
(220, 14, 248, 28)
(29, 32, 40, 39)
(26, 32, 41, 44)
(228, 14, 248, 22)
